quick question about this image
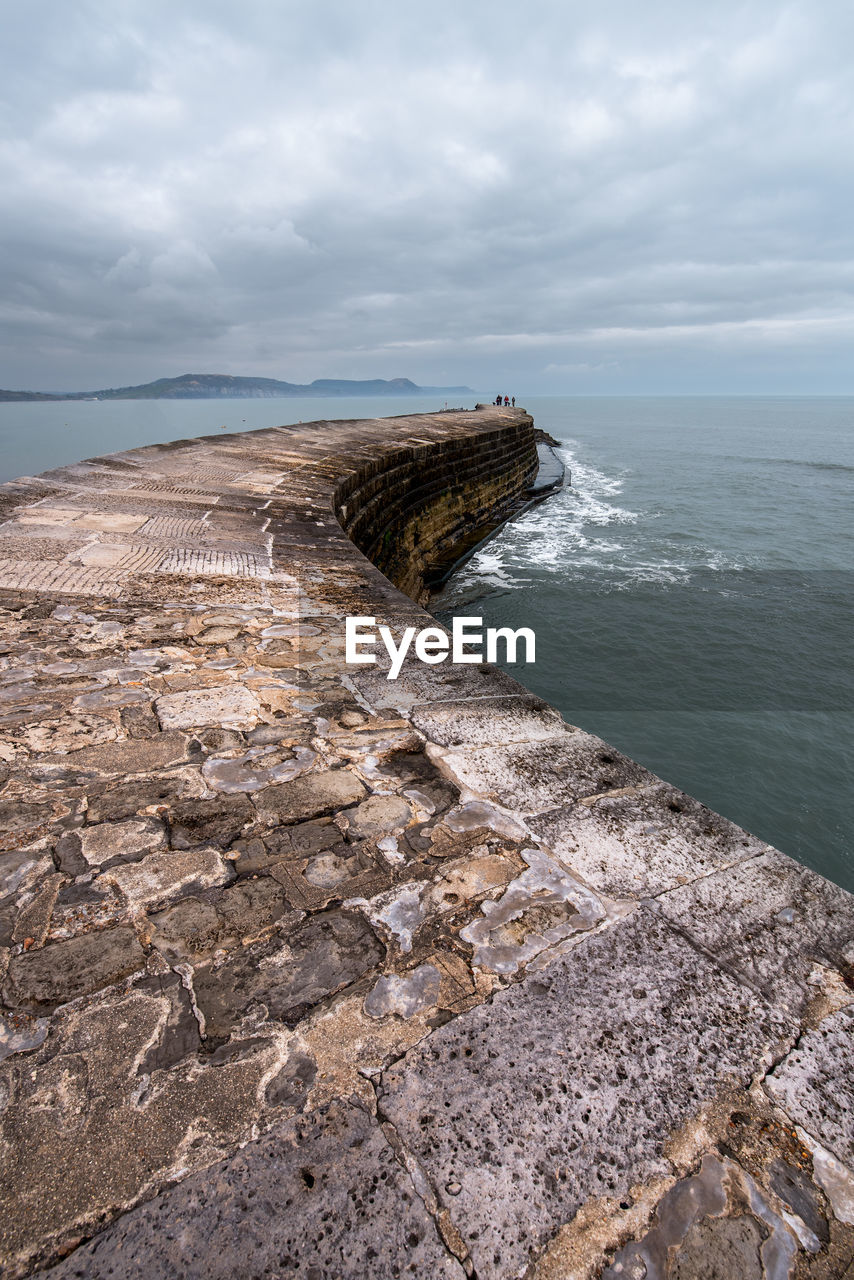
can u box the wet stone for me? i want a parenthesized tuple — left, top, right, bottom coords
(192, 908, 384, 1039)
(35, 1100, 464, 1280)
(3, 926, 146, 1011)
(378, 907, 787, 1280)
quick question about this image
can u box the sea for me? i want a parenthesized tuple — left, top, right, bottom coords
(1, 394, 852, 890)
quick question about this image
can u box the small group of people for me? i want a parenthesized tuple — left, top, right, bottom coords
(494, 394, 516, 407)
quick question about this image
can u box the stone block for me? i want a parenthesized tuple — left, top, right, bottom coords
(350, 660, 525, 714)
(192, 908, 384, 1039)
(168, 795, 255, 849)
(340, 794, 412, 838)
(36, 1100, 464, 1279)
(102, 847, 232, 911)
(60, 731, 190, 776)
(77, 818, 166, 869)
(257, 769, 367, 823)
(378, 907, 785, 1279)
(147, 896, 220, 962)
(765, 1006, 854, 1167)
(214, 877, 289, 940)
(155, 686, 261, 731)
(85, 776, 186, 823)
(529, 781, 763, 898)
(3, 926, 145, 1010)
(653, 850, 854, 1018)
(412, 694, 566, 747)
(434, 732, 655, 818)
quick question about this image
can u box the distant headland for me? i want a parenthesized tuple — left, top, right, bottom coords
(0, 373, 474, 403)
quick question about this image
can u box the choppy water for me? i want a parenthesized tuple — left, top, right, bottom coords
(436, 397, 854, 891)
(1, 393, 851, 889)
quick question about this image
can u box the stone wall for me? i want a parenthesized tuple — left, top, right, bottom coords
(0, 408, 853, 1280)
(334, 416, 536, 601)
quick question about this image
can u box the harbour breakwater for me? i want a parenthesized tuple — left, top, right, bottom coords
(0, 408, 853, 1279)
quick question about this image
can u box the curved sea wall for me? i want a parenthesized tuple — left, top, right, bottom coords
(0, 408, 853, 1279)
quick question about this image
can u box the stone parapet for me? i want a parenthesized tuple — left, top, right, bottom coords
(0, 408, 852, 1278)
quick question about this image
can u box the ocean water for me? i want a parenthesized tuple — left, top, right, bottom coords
(1, 394, 851, 889)
(0, 394, 472, 484)
(436, 396, 854, 891)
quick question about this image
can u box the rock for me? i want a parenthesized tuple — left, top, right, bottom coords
(364, 963, 441, 1019)
(227, 837, 271, 875)
(3, 926, 146, 1010)
(378, 907, 787, 1279)
(0, 846, 55, 901)
(35, 1100, 464, 1279)
(192, 909, 384, 1038)
(59, 732, 190, 776)
(258, 770, 367, 823)
(214, 878, 289, 941)
(77, 818, 166, 868)
(340, 794, 412, 838)
(11, 872, 64, 947)
(148, 897, 220, 962)
(168, 796, 255, 849)
(102, 847, 233, 911)
(765, 1006, 854, 1167)
(86, 777, 185, 823)
(197, 626, 241, 645)
(155, 687, 262, 732)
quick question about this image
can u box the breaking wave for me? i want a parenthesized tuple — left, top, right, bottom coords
(438, 441, 741, 606)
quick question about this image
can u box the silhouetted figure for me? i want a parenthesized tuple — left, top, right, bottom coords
(495, 394, 502, 405)
(511, 396, 515, 407)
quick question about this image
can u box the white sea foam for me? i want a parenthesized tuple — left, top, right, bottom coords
(437, 439, 740, 605)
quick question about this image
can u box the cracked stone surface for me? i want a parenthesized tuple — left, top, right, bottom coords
(653, 849, 854, 1020)
(765, 1006, 854, 1167)
(33, 1100, 465, 1280)
(1, 408, 853, 1279)
(378, 906, 789, 1279)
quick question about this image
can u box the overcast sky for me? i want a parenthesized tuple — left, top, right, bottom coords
(2, 0, 853, 393)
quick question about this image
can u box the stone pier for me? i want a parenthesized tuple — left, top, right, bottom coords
(0, 408, 852, 1279)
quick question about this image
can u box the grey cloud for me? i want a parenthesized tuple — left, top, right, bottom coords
(1, 0, 853, 391)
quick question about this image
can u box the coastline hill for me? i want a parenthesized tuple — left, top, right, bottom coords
(0, 373, 474, 402)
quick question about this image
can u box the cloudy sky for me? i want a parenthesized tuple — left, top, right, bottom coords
(2, 0, 853, 393)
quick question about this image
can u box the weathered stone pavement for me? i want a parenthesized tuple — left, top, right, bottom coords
(1, 409, 853, 1278)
